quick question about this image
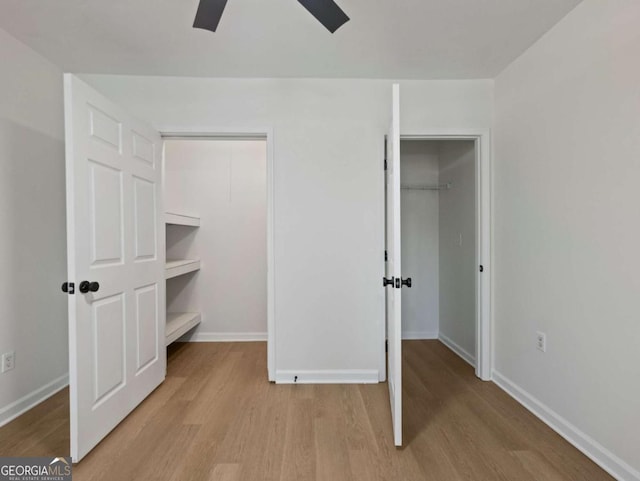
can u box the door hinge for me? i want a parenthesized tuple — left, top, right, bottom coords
(385, 339, 388, 353)
(384, 158, 387, 171)
(61, 282, 75, 295)
(479, 265, 484, 273)
(384, 250, 388, 262)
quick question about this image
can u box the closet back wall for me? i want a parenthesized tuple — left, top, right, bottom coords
(400, 141, 440, 339)
(164, 139, 267, 340)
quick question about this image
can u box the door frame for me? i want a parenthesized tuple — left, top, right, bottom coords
(383, 129, 492, 381)
(160, 128, 276, 381)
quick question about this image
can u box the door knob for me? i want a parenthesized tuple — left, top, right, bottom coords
(383, 277, 394, 287)
(61, 282, 75, 294)
(79, 281, 100, 294)
(401, 277, 412, 288)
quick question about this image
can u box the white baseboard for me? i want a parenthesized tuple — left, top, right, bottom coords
(493, 371, 640, 481)
(181, 332, 267, 342)
(402, 330, 439, 340)
(275, 369, 379, 384)
(438, 333, 476, 367)
(0, 373, 69, 428)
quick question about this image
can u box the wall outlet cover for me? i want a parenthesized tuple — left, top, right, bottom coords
(2, 351, 15, 372)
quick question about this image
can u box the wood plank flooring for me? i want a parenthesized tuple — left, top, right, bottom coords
(0, 341, 613, 480)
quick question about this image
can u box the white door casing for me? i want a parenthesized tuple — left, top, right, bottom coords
(386, 83, 402, 447)
(64, 74, 166, 462)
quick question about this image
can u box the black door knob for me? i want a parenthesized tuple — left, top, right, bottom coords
(61, 282, 75, 294)
(401, 277, 412, 288)
(79, 281, 100, 293)
(382, 277, 394, 287)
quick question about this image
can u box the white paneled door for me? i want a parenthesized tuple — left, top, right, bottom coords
(386, 84, 402, 446)
(63, 75, 165, 462)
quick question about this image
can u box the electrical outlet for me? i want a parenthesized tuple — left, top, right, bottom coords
(2, 351, 15, 373)
(536, 332, 546, 352)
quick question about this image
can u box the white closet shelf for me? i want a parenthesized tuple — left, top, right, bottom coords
(165, 259, 201, 279)
(165, 212, 200, 227)
(166, 312, 201, 346)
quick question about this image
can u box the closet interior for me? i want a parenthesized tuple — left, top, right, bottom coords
(162, 138, 268, 348)
(400, 139, 477, 364)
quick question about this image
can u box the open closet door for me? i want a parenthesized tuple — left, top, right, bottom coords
(63, 74, 165, 462)
(386, 83, 402, 446)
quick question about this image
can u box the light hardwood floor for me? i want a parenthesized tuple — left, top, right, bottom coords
(0, 341, 613, 480)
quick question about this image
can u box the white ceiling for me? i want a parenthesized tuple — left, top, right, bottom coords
(0, 0, 581, 79)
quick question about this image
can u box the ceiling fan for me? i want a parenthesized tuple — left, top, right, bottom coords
(193, 0, 350, 34)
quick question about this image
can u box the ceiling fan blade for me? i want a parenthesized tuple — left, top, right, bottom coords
(297, 0, 350, 33)
(193, 0, 229, 32)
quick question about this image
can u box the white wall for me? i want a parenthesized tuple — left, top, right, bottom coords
(438, 141, 476, 362)
(0, 28, 67, 425)
(164, 139, 267, 339)
(400, 141, 439, 339)
(494, 1, 640, 478)
(81, 74, 493, 381)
